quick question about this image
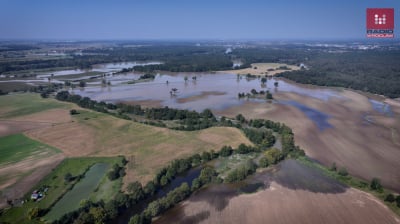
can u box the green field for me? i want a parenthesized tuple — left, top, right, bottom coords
(44, 163, 109, 222)
(0, 157, 124, 224)
(0, 93, 70, 118)
(0, 133, 60, 166)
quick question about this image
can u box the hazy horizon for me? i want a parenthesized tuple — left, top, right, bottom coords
(0, 0, 399, 40)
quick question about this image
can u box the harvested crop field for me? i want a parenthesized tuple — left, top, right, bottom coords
(26, 109, 252, 186)
(217, 88, 400, 192)
(155, 160, 400, 224)
(0, 93, 252, 191)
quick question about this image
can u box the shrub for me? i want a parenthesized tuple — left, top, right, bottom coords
(70, 109, 79, 115)
(259, 157, 269, 168)
(396, 195, 400, 207)
(338, 167, 348, 176)
(370, 178, 383, 191)
(330, 162, 337, 171)
(384, 193, 395, 203)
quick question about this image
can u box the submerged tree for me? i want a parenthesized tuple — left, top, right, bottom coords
(170, 88, 178, 96)
(266, 90, 273, 100)
(261, 77, 267, 85)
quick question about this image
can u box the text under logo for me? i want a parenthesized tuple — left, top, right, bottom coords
(366, 8, 394, 38)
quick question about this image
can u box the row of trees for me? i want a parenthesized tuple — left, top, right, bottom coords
(237, 89, 273, 100)
(56, 91, 218, 131)
(130, 166, 220, 224)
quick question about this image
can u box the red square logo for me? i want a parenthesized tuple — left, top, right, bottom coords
(367, 8, 394, 30)
(367, 8, 394, 38)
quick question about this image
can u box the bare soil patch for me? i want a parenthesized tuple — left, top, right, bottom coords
(0, 108, 72, 137)
(14, 108, 72, 123)
(0, 120, 50, 137)
(26, 121, 97, 157)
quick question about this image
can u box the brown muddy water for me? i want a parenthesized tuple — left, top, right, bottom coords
(71, 72, 340, 129)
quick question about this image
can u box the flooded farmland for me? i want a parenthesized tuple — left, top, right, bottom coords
(154, 160, 399, 224)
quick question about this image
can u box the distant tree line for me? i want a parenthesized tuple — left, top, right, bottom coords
(0, 45, 233, 74)
(130, 54, 233, 72)
(277, 50, 400, 98)
(3, 44, 400, 99)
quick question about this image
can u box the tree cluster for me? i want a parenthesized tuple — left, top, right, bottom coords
(138, 74, 155, 80)
(243, 128, 275, 148)
(224, 160, 257, 183)
(108, 164, 126, 181)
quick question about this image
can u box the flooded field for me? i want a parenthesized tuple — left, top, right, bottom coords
(37, 61, 162, 78)
(3, 64, 400, 193)
(4, 65, 399, 191)
(73, 72, 341, 111)
(154, 160, 399, 224)
(3, 62, 400, 190)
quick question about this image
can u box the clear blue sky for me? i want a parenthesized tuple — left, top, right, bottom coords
(0, 0, 399, 40)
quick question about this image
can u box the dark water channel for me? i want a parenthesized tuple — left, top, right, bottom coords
(113, 167, 201, 224)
